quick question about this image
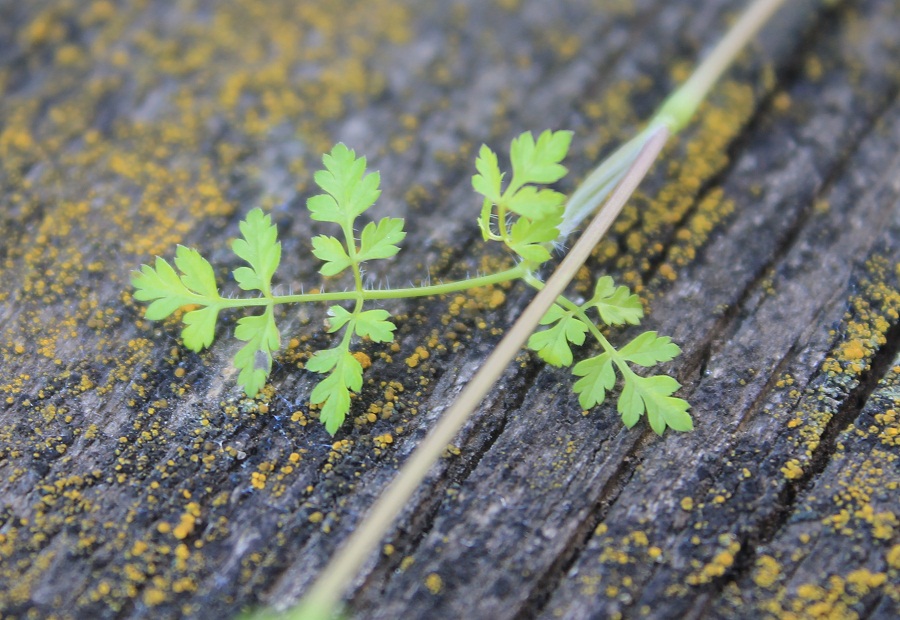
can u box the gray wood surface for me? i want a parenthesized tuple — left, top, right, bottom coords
(1, 1, 899, 618)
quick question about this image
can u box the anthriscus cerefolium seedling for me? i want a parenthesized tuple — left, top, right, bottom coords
(132, 130, 691, 435)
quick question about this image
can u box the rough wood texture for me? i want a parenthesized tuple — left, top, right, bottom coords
(1, 1, 899, 618)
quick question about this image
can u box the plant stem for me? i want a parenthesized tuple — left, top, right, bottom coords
(219, 265, 528, 309)
(562, 0, 788, 237)
(654, 0, 787, 133)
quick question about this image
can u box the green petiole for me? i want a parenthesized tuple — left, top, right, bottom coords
(215, 265, 529, 309)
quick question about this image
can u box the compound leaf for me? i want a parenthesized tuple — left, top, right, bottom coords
(571, 352, 615, 410)
(311, 235, 352, 276)
(527, 307, 587, 367)
(354, 309, 396, 343)
(539, 303, 567, 325)
(308, 143, 381, 224)
(306, 347, 343, 374)
(132, 257, 198, 320)
(619, 331, 681, 367)
(306, 194, 341, 225)
(317, 380, 351, 436)
(618, 373, 691, 434)
(618, 376, 643, 429)
(325, 305, 354, 333)
(233, 307, 280, 398)
(357, 217, 406, 262)
(308, 349, 363, 435)
(506, 186, 566, 221)
(232, 208, 281, 294)
(508, 211, 562, 264)
(510, 129, 572, 185)
(472, 144, 503, 203)
(181, 306, 220, 352)
(175, 245, 219, 299)
(133, 246, 223, 322)
(587, 276, 643, 326)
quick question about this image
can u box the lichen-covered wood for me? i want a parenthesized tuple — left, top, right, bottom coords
(1, 1, 899, 619)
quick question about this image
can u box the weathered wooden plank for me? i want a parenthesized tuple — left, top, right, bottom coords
(538, 6, 900, 620)
(348, 0, 900, 618)
(712, 357, 900, 619)
(1, 1, 898, 619)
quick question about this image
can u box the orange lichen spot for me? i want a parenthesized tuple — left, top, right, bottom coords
(124, 563, 145, 582)
(846, 568, 886, 594)
(680, 497, 694, 511)
(173, 577, 197, 594)
(143, 588, 167, 606)
(488, 289, 506, 309)
(658, 263, 677, 281)
(495, 0, 521, 10)
(173, 515, 196, 540)
(753, 555, 781, 588)
(55, 44, 83, 67)
(886, 545, 900, 569)
(131, 540, 148, 556)
(781, 459, 804, 480)
(796, 583, 824, 600)
(814, 198, 830, 214)
(425, 572, 444, 595)
(686, 538, 740, 585)
(353, 351, 371, 369)
(250, 472, 267, 490)
(839, 340, 866, 361)
(805, 56, 824, 81)
(630, 531, 649, 547)
(772, 92, 791, 112)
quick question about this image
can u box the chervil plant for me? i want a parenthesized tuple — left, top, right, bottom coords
(264, 1, 790, 618)
(132, 131, 690, 435)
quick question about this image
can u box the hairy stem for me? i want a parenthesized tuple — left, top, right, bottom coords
(341, 220, 368, 325)
(218, 265, 529, 309)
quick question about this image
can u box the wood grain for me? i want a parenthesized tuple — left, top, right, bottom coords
(1, 1, 898, 618)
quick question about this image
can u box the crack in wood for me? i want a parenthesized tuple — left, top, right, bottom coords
(702, 316, 900, 615)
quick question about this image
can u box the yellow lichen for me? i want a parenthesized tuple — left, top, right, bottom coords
(424, 572, 444, 595)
